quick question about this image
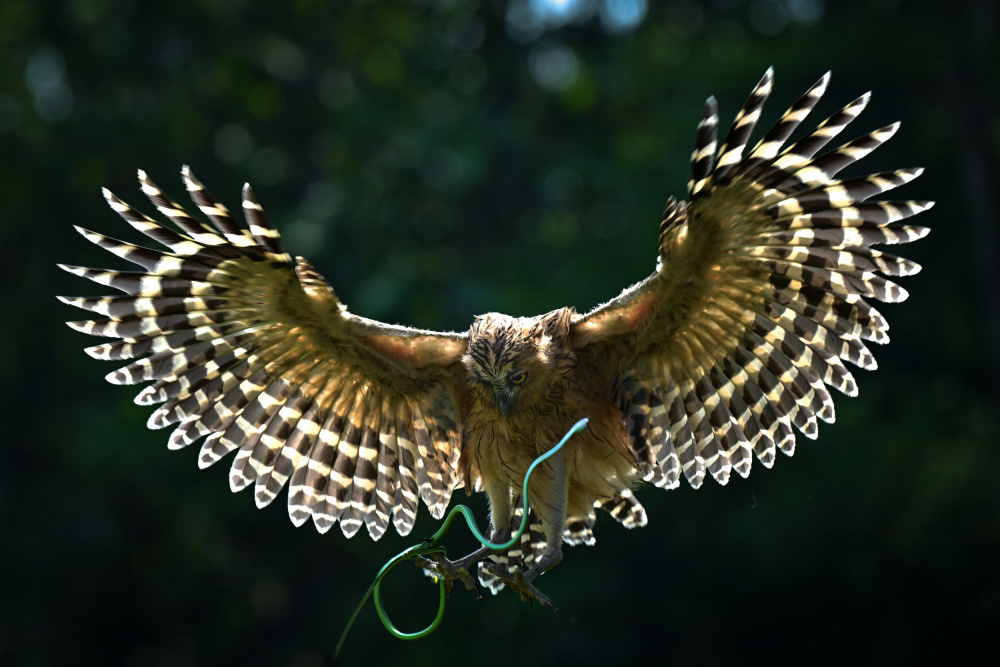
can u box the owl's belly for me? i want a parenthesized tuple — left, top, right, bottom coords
(463, 396, 637, 526)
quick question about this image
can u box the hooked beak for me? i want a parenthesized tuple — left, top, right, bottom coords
(495, 393, 515, 418)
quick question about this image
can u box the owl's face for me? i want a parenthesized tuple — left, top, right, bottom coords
(464, 310, 574, 418)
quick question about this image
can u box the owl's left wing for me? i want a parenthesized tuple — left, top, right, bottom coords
(572, 69, 931, 489)
(59, 168, 469, 540)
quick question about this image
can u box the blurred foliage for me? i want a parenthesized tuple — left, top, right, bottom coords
(3, 0, 999, 665)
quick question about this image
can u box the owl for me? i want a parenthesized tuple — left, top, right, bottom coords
(60, 69, 930, 606)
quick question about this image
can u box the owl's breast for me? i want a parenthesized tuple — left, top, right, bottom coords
(460, 386, 637, 508)
(461, 398, 539, 489)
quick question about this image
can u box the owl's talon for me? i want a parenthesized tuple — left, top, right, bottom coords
(483, 560, 557, 609)
(416, 551, 482, 596)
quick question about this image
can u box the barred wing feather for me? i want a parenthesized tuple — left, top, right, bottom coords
(573, 69, 931, 491)
(59, 167, 469, 540)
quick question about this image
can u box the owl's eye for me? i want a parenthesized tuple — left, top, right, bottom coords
(509, 370, 527, 385)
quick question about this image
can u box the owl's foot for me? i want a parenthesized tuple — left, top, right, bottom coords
(415, 546, 489, 597)
(483, 560, 557, 610)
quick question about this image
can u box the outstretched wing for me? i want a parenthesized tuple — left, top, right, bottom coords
(59, 168, 469, 540)
(572, 69, 931, 490)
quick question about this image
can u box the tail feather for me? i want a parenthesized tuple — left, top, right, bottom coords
(597, 489, 647, 528)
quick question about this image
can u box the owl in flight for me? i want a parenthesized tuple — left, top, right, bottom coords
(61, 69, 930, 606)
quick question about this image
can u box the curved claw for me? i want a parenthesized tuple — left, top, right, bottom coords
(483, 561, 557, 611)
(416, 553, 481, 597)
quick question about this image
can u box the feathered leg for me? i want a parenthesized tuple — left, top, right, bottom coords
(417, 475, 514, 596)
(482, 446, 567, 608)
(420, 451, 568, 608)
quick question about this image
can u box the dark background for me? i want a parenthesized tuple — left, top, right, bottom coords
(3, 0, 998, 665)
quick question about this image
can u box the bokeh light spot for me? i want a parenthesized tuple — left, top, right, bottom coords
(25, 46, 74, 122)
(600, 0, 649, 33)
(529, 45, 580, 92)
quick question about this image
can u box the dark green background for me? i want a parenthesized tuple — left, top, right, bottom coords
(4, 0, 998, 664)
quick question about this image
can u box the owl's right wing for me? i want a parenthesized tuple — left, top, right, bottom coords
(572, 69, 931, 490)
(59, 168, 469, 540)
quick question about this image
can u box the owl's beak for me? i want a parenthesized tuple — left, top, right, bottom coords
(495, 393, 515, 418)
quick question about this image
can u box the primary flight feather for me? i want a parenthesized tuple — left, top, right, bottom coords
(60, 69, 931, 604)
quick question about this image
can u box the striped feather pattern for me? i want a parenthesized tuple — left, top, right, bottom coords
(476, 490, 647, 594)
(589, 70, 930, 491)
(61, 168, 468, 540)
(63, 71, 929, 601)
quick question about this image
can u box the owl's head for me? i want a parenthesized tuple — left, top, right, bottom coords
(464, 308, 576, 418)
